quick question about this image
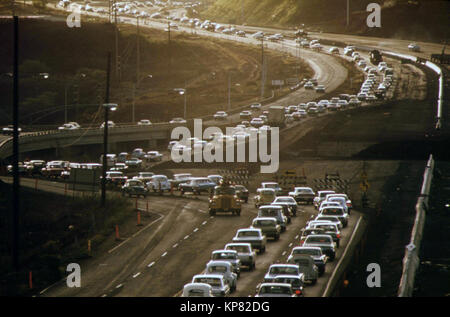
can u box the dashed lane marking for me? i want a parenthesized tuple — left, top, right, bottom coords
(193, 228, 199, 233)
(148, 262, 155, 268)
(162, 252, 167, 257)
(184, 235, 189, 240)
(173, 243, 178, 248)
(133, 272, 141, 278)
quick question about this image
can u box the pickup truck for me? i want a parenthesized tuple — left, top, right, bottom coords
(289, 187, 316, 204)
(232, 228, 266, 253)
(225, 243, 256, 270)
(251, 217, 281, 240)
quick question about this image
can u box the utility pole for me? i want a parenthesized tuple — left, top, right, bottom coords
(114, 0, 119, 81)
(12, 15, 20, 273)
(347, 0, 350, 27)
(101, 53, 111, 208)
(136, 16, 140, 88)
(227, 73, 231, 111)
(168, 21, 171, 76)
(261, 37, 265, 99)
(132, 83, 135, 123)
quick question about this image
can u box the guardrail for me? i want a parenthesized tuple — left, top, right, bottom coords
(398, 154, 434, 297)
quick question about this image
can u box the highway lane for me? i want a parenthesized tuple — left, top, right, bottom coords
(5, 176, 362, 297)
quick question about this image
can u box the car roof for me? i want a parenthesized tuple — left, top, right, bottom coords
(193, 274, 224, 280)
(269, 264, 299, 269)
(225, 242, 251, 248)
(207, 260, 232, 267)
(212, 249, 237, 254)
(237, 228, 261, 232)
(259, 205, 282, 210)
(253, 217, 277, 222)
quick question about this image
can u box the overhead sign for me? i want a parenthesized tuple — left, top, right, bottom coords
(69, 168, 101, 192)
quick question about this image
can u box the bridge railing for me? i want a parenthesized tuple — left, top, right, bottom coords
(398, 154, 434, 297)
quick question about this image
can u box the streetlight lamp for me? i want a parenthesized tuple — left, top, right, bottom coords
(101, 103, 118, 207)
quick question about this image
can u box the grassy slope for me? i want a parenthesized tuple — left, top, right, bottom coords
(201, 0, 449, 42)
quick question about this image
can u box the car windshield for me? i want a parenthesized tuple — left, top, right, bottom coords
(293, 258, 311, 267)
(275, 278, 301, 288)
(215, 187, 235, 195)
(213, 253, 236, 260)
(140, 173, 153, 177)
(128, 181, 142, 186)
(306, 236, 332, 244)
(194, 278, 221, 287)
(275, 198, 294, 203)
(259, 285, 291, 295)
(316, 225, 337, 232)
(260, 209, 280, 217)
(322, 208, 344, 216)
(254, 220, 275, 226)
(109, 172, 123, 177)
(208, 266, 227, 273)
(264, 184, 278, 189)
(293, 249, 320, 256)
(238, 231, 259, 237)
(226, 246, 249, 253)
(270, 267, 298, 275)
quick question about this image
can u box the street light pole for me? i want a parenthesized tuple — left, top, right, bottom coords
(184, 89, 187, 119)
(101, 53, 111, 208)
(12, 15, 20, 272)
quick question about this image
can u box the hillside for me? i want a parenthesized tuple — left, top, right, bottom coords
(200, 0, 449, 43)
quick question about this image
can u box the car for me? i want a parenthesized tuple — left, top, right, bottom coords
(204, 261, 237, 292)
(272, 196, 298, 216)
(315, 85, 325, 93)
(326, 193, 353, 211)
(251, 217, 281, 240)
(239, 110, 252, 120)
(179, 177, 216, 195)
(208, 181, 242, 216)
(146, 175, 171, 192)
(325, 195, 350, 214)
(169, 173, 192, 188)
(291, 111, 304, 121)
(263, 264, 305, 283)
(211, 250, 241, 277)
(337, 100, 349, 109)
(318, 206, 348, 227)
(329, 47, 339, 54)
(250, 103, 262, 110)
(250, 117, 264, 128)
(124, 157, 142, 169)
(271, 203, 293, 224)
(234, 185, 249, 203)
(257, 205, 287, 232)
(182, 283, 213, 297)
(288, 187, 315, 206)
(25, 160, 46, 175)
(121, 179, 148, 198)
(169, 117, 187, 124)
(58, 123, 79, 130)
(313, 216, 344, 230)
(260, 182, 283, 195)
(307, 106, 319, 115)
(357, 92, 368, 101)
(287, 255, 319, 284)
(236, 30, 246, 37)
(288, 246, 327, 276)
(314, 190, 335, 209)
(104, 171, 127, 185)
(134, 172, 155, 183)
(309, 222, 341, 248)
(225, 243, 256, 270)
(137, 119, 152, 125)
(214, 111, 228, 120)
(302, 234, 336, 261)
(408, 43, 420, 52)
(145, 151, 163, 162)
(349, 98, 361, 107)
(207, 174, 223, 185)
(255, 283, 298, 297)
(254, 188, 276, 208)
(131, 148, 146, 159)
(304, 81, 314, 89)
(232, 228, 266, 253)
(100, 121, 115, 128)
(191, 274, 230, 297)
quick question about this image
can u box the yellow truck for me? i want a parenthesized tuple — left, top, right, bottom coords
(209, 181, 242, 216)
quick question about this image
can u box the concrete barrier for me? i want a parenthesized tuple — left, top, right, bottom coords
(398, 154, 434, 297)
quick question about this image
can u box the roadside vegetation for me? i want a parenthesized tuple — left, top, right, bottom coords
(199, 0, 448, 42)
(0, 180, 135, 296)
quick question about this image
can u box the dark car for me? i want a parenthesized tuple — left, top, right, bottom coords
(121, 179, 148, 198)
(270, 202, 292, 223)
(234, 185, 249, 203)
(179, 177, 217, 195)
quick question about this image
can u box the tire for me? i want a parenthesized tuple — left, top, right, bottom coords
(244, 198, 248, 203)
(236, 209, 241, 216)
(311, 279, 317, 285)
(231, 284, 236, 293)
(260, 247, 265, 254)
(274, 234, 280, 241)
(209, 210, 216, 216)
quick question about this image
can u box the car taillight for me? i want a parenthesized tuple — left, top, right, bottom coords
(295, 290, 302, 295)
(337, 234, 341, 239)
(346, 203, 351, 207)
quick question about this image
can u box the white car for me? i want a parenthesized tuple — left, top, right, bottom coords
(329, 47, 339, 54)
(214, 111, 228, 120)
(408, 43, 420, 52)
(58, 123, 79, 130)
(100, 121, 115, 128)
(137, 119, 152, 125)
(146, 175, 171, 192)
(250, 117, 264, 128)
(315, 85, 325, 93)
(169, 117, 187, 124)
(146, 151, 163, 162)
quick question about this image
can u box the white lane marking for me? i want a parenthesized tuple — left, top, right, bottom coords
(282, 251, 287, 256)
(184, 235, 189, 240)
(101, 294, 107, 297)
(108, 213, 164, 254)
(201, 221, 207, 225)
(133, 272, 141, 278)
(193, 228, 199, 233)
(148, 261, 155, 268)
(116, 284, 123, 289)
(198, 209, 207, 213)
(295, 235, 299, 239)
(210, 216, 214, 219)
(173, 243, 178, 248)
(162, 252, 167, 257)
(288, 243, 293, 247)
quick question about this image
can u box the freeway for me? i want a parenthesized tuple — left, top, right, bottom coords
(3, 176, 365, 297)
